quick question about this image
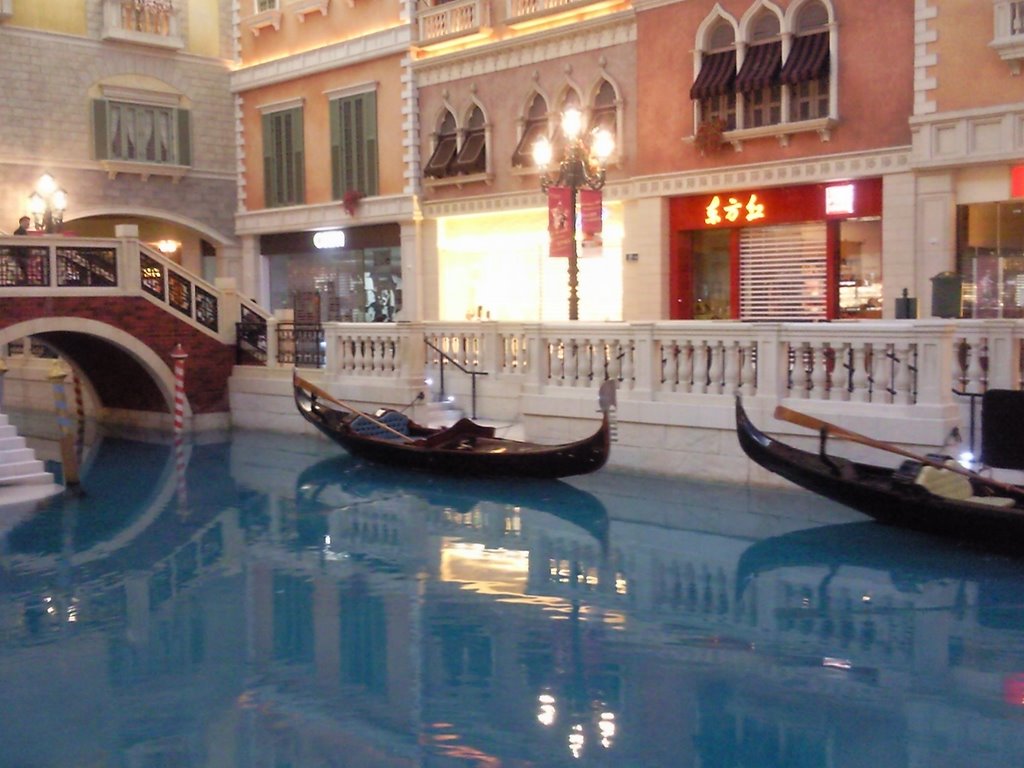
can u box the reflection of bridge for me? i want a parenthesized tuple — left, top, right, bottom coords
(0, 227, 268, 428)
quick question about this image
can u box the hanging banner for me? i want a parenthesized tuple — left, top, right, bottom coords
(548, 186, 573, 258)
(580, 188, 603, 249)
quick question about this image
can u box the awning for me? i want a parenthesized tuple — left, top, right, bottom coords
(424, 135, 457, 178)
(780, 32, 829, 85)
(689, 50, 736, 100)
(735, 41, 782, 93)
(452, 130, 486, 174)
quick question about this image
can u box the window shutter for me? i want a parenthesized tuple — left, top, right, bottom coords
(93, 99, 109, 160)
(361, 91, 378, 196)
(330, 100, 342, 199)
(739, 224, 827, 320)
(292, 108, 305, 204)
(176, 108, 192, 167)
(263, 112, 277, 207)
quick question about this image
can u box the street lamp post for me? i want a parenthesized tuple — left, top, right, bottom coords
(27, 173, 69, 234)
(533, 109, 614, 321)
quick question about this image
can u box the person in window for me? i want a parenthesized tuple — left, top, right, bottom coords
(13, 216, 30, 235)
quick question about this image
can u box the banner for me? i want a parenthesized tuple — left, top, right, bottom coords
(579, 188, 603, 249)
(548, 186, 573, 258)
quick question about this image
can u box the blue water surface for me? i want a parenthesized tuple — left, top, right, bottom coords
(3, 425, 1024, 768)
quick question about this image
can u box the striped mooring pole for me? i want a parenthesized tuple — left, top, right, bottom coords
(48, 360, 80, 486)
(171, 344, 188, 512)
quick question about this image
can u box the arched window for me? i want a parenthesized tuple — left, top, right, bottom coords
(424, 109, 457, 179)
(512, 93, 549, 168)
(690, 19, 737, 130)
(452, 105, 486, 175)
(737, 10, 781, 128)
(782, 0, 830, 122)
(591, 79, 617, 137)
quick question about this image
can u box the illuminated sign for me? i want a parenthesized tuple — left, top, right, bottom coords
(825, 184, 856, 215)
(313, 230, 346, 249)
(704, 194, 766, 225)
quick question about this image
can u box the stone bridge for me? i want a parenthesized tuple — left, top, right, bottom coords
(0, 228, 268, 429)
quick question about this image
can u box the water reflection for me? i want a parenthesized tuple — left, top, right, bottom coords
(1, 429, 1024, 766)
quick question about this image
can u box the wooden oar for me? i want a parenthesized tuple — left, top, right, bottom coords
(773, 404, 1024, 501)
(295, 372, 417, 443)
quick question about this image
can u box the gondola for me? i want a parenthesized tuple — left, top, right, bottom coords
(735, 397, 1024, 553)
(293, 373, 614, 479)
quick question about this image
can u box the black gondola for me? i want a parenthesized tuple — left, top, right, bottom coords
(294, 373, 614, 479)
(735, 398, 1024, 554)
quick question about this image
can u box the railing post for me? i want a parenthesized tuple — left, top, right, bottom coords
(115, 223, 141, 291)
(399, 322, 426, 385)
(984, 319, 1021, 390)
(630, 323, 655, 400)
(522, 324, 544, 394)
(913, 320, 956, 408)
(754, 323, 786, 400)
(267, 316, 280, 368)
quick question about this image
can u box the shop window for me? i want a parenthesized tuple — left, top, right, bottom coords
(424, 110, 458, 179)
(838, 218, 883, 319)
(691, 229, 733, 319)
(262, 106, 305, 208)
(956, 201, 1024, 319)
(452, 105, 487, 175)
(330, 90, 379, 199)
(512, 92, 549, 168)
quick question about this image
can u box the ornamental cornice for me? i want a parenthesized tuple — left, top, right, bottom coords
(910, 103, 1024, 169)
(419, 148, 912, 217)
(413, 13, 636, 86)
(235, 195, 418, 236)
(231, 25, 413, 93)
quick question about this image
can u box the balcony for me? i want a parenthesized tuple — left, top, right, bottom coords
(102, 0, 185, 50)
(417, 0, 490, 48)
(505, 0, 620, 29)
(991, 0, 1024, 74)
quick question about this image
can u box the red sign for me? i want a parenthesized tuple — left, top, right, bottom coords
(548, 187, 573, 258)
(670, 179, 883, 231)
(1012, 165, 1024, 198)
(580, 188, 603, 248)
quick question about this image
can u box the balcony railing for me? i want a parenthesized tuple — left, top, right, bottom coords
(418, 0, 490, 45)
(102, 0, 184, 49)
(992, 0, 1024, 73)
(506, 0, 614, 26)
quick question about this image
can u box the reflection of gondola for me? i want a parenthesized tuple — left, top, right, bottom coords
(735, 398, 1024, 553)
(737, 522, 1024, 628)
(294, 453, 610, 547)
(294, 373, 614, 479)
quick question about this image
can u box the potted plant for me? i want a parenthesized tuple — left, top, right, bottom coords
(694, 117, 727, 156)
(342, 189, 364, 215)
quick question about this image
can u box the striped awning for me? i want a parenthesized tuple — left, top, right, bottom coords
(780, 32, 829, 85)
(689, 50, 737, 100)
(735, 41, 782, 93)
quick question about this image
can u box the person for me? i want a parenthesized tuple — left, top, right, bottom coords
(13, 216, 30, 235)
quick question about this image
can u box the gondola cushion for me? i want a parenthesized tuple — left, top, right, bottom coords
(349, 411, 410, 440)
(914, 465, 1015, 507)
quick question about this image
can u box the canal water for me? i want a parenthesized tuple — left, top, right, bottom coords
(2, 424, 1024, 767)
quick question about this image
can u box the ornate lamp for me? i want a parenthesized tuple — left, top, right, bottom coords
(27, 173, 68, 233)
(533, 108, 614, 321)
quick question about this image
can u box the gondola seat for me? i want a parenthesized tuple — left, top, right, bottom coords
(348, 411, 411, 440)
(914, 465, 1015, 507)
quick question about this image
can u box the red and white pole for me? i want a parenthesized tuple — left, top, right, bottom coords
(171, 344, 188, 512)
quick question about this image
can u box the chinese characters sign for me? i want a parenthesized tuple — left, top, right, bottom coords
(704, 194, 766, 225)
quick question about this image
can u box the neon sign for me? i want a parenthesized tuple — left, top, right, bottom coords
(825, 184, 855, 215)
(704, 194, 766, 225)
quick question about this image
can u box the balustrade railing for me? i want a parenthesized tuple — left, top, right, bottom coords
(418, 0, 489, 43)
(102, 0, 183, 48)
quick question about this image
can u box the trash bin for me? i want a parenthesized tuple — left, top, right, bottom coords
(930, 271, 963, 318)
(894, 288, 917, 319)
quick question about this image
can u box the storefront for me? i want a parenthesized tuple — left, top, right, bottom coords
(261, 224, 402, 322)
(668, 178, 883, 321)
(954, 166, 1024, 319)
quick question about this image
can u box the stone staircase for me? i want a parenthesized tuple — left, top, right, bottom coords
(0, 411, 61, 509)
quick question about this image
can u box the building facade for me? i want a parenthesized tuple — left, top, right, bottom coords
(0, 0, 238, 281)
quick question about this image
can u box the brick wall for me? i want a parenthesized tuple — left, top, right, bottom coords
(3, 297, 236, 414)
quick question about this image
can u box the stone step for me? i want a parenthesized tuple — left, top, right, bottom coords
(0, 435, 27, 452)
(0, 459, 48, 482)
(0, 447, 35, 465)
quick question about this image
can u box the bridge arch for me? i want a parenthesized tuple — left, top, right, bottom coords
(0, 318, 192, 420)
(69, 205, 236, 247)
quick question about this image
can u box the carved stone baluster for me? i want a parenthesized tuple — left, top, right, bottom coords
(892, 342, 912, 404)
(740, 341, 756, 396)
(850, 343, 869, 402)
(694, 341, 709, 394)
(790, 343, 809, 399)
(724, 340, 740, 395)
(708, 341, 725, 394)
(875, 343, 893, 404)
(680, 341, 694, 393)
(621, 340, 634, 388)
(810, 342, 827, 400)
(966, 336, 987, 393)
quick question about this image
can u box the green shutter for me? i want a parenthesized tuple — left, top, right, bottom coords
(293, 108, 305, 204)
(263, 112, 277, 207)
(361, 91, 378, 196)
(93, 99, 109, 160)
(330, 100, 342, 199)
(176, 109, 192, 167)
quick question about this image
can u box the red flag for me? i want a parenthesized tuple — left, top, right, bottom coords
(548, 186, 573, 258)
(580, 188, 603, 248)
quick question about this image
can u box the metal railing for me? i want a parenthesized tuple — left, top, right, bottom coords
(425, 337, 488, 419)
